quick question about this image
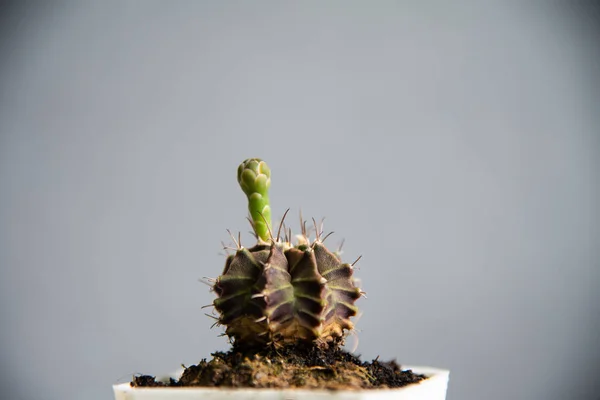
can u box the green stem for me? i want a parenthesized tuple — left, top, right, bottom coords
(237, 158, 272, 242)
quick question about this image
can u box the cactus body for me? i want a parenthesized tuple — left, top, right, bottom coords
(212, 159, 361, 348)
(214, 239, 361, 347)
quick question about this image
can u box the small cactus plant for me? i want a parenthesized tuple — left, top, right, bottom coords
(213, 158, 362, 348)
(126, 157, 437, 392)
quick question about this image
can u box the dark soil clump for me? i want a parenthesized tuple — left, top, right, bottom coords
(131, 344, 426, 390)
(131, 375, 179, 387)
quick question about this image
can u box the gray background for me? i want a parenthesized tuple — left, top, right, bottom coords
(1, 2, 598, 400)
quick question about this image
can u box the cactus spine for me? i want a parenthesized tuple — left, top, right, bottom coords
(213, 158, 361, 348)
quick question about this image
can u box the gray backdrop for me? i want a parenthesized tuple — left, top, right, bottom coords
(1, 2, 598, 400)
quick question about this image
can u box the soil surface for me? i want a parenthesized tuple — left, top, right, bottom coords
(131, 344, 426, 390)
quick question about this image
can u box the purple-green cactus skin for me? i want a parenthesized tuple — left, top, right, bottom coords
(212, 159, 362, 348)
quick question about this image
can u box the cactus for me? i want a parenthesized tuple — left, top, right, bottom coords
(236, 159, 272, 243)
(213, 158, 362, 348)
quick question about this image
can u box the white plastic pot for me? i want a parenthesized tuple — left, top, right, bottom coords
(113, 365, 449, 400)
